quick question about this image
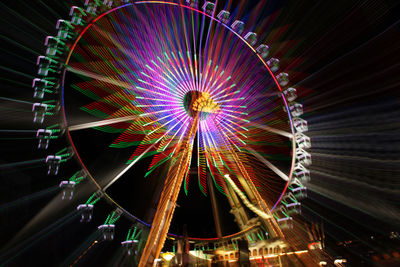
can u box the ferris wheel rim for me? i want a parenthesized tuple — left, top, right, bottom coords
(59, 0, 296, 239)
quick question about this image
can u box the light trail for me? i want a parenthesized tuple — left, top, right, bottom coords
(102, 141, 158, 191)
(224, 174, 271, 219)
(103, 114, 188, 191)
(61, 0, 294, 252)
(0, 96, 33, 105)
(144, 110, 186, 131)
(66, 65, 132, 88)
(247, 122, 294, 138)
(0, 158, 45, 169)
(68, 115, 139, 131)
(219, 119, 248, 138)
(70, 240, 98, 267)
(139, 107, 182, 118)
(0, 129, 37, 133)
(158, 118, 189, 152)
(245, 146, 290, 181)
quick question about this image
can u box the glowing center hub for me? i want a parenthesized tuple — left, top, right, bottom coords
(183, 90, 219, 120)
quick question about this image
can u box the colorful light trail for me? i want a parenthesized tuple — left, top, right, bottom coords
(64, 3, 292, 201)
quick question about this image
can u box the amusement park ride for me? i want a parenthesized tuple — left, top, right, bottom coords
(30, 0, 324, 265)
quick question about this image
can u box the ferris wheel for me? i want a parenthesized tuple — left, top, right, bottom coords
(32, 0, 311, 265)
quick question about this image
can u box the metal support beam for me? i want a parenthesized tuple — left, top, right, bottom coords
(207, 171, 222, 238)
(138, 117, 199, 266)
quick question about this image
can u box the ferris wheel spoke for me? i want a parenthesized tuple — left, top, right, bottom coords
(245, 146, 290, 181)
(57, 1, 299, 248)
(65, 65, 133, 88)
(224, 174, 272, 220)
(66, 65, 176, 99)
(102, 141, 158, 191)
(247, 122, 294, 138)
(68, 115, 139, 131)
(103, 115, 189, 191)
(221, 126, 246, 145)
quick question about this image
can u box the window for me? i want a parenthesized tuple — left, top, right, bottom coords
(253, 249, 258, 256)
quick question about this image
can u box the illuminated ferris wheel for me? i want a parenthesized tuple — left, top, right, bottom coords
(32, 0, 312, 265)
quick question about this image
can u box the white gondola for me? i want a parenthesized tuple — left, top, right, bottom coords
(296, 148, 311, 166)
(121, 240, 138, 255)
(293, 163, 310, 183)
(46, 155, 62, 175)
(69, 6, 85, 25)
(59, 181, 76, 200)
(283, 87, 297, 102)
(289, 102, 304, 117)
(36, 129, 52, 149)
(217, 10, 230, 24)
(185, 0, 199, 8)
(56, 19, 73, 40)
(32, 103, 48, 123)
(44, 36, 63, 57)
(256, 44, 269, 59)
(277, 217, 293, 229)
(295, 132, 311, 149)
(98, 224, 116, 241)
(276, 72, 289, 87)
(267, 58, 280, 72)
(33, 78, 49, 99)
(291, 186, 307, 199)
(293, 117, 308, 133)
(231, 20, 244, 35)
(285, 202, 301, 215)
(244, 32, 257, 46)
(202, 2, 215, 15)
(77, 204, 94, 222)
(37, 56, 58, 76)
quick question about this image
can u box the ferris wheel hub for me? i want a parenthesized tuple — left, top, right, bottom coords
(183, 90, 219, 120)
